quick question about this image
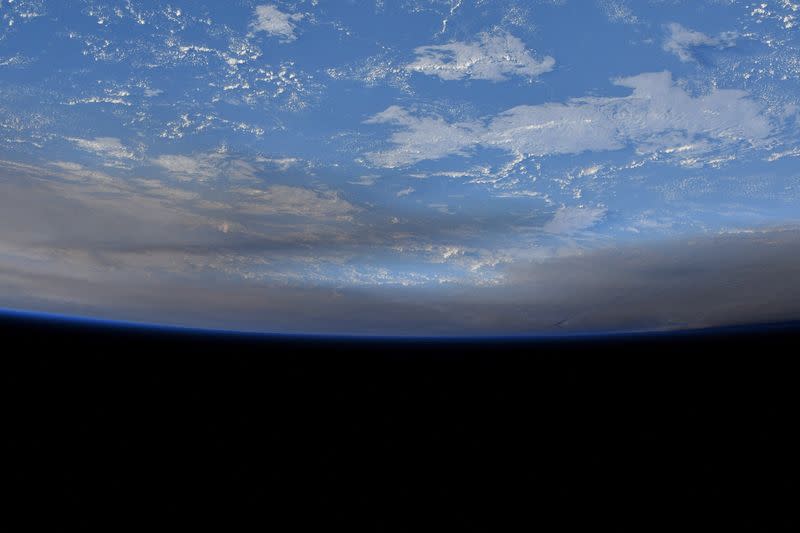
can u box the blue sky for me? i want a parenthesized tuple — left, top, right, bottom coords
(2, 1, 800, 333)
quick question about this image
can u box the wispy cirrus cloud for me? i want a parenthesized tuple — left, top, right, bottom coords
(151, 149, 261, 183)
(231, 185, 357, 220)
(67, 137, 138, 167)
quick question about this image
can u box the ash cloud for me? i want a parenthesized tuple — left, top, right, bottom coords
(3, 215, 800, 336)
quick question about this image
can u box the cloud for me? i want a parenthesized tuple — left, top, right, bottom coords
(251, 5, 304, 42)
(364, 105, 483, 167)
(579, 165, 602, 177)
(663, 23, 737, 62)
(231, 185, 357, 219)
(600, 0, 639, 25)
(500, 228, 800, 333)
(148, 154, 357, 221)
(365, 71, 772, 168)
(152, 150, 260, 182)
(347, 175, 380, 186)
(543, 206, 607, 234)
(152, 155, 221, 182)
(768, 147, 800, 162)
(67, 137, 137, 166)
(405, 30, 555, 82)
(0, 54, 30, 67)
(0, 157, 371, 306)
(3, 154, 550, 298)
(3, 224, 800, 335)
(255, 156, 303, 171)
(0, 166, 227, 261)
(326, 54, 413, 93)
(1, 155, 357, 242)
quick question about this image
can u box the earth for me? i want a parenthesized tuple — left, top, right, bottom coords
(1, 0, 800, 335)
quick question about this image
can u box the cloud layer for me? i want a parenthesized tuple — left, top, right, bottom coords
(3, 219, 800, 335)
(366, 71, 772, 167)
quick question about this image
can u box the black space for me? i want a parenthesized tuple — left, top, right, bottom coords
(3, 314, 798, 531)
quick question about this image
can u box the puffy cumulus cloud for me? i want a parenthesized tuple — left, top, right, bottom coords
(365, 71, 772, 168)
(363, 105, 483, 167)
(405, 30, 555, 82)
(663, 22, 737, 62)
(251, 4, 304, 43)
(543, 206, 607, 234)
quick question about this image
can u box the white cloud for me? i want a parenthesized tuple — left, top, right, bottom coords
(152, 150, 260, 182)
(768, 146, 800, 162)
(364, 105, 483, 167)
(232, 185, 356, 219)
(327, 54, 413, 93)
(152, 154, 220, 181)
(255, 156, 302, 171)
(0, 54, 30, 67)
(347, 175, 380, 186)
(543, 206, 607, 234)
(396, 187, 415, 197)
(365, 72, 772, 168)
(579, 165, 602, 177)
(67, 137, 136, 166)
(405, 30, 555, 82)
(663, 23, 737, 62)
(601, 0, 639, 25)
(49, 161, 121, 188)
(251, 5, 304, 43)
